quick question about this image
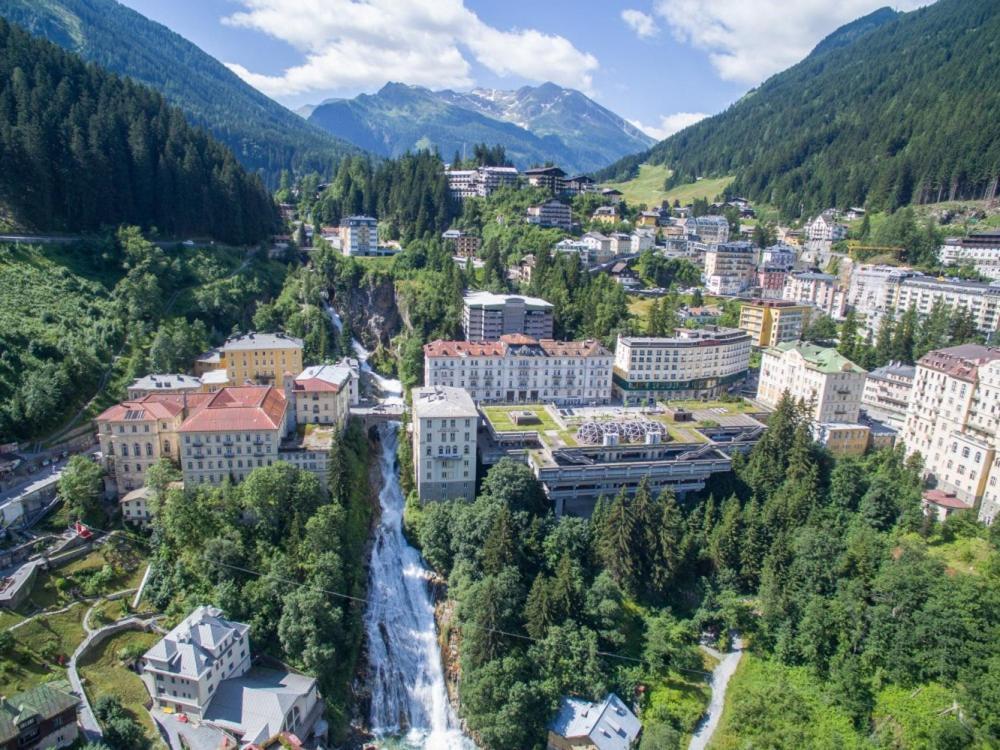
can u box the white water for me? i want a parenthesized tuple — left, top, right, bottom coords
(324, 301, 470, 748)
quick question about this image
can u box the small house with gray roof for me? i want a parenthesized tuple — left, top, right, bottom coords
(0, 681, 80, 750)
(547, 693, 641, 750)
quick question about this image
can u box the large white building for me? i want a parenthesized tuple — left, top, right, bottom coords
(704, 241, 755, 295)
(412, 386, 478, 502)
(691, 215, 730, 244)
(757, 341, 867, 423)
(848, 264, 1000, 335)
(445, 165, 519, 199)
(141, 605, 251, 717)
(462, 291, 554, 341)
(783, 271, 847, 318)
(861, 361, 916, 427)
(340, 215, 379, 256)
(901, 345, 1000, 518)
(424, 335, 613, 405)
(612, 327, 752, 402)
(939, 232, 1000, 280)
(806, 213, 848, 242)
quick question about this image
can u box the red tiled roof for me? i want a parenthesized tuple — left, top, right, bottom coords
(95, 392, 212, 422)
(179, 386, 287, 433)
(922, 489, 973, 510)
(424, 340, 506, 357)
(918, 344, 1000, 382)
(424, 336, 609, 358)
(293, 378, 340, 393)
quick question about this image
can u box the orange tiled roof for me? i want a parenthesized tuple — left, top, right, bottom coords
(177, 387, 287, 433)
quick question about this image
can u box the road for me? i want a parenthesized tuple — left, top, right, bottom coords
(689, 636, 744, 750)
(0, 233, 213, 249)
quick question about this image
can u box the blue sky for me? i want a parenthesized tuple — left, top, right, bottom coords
(119, 0, 931, 140)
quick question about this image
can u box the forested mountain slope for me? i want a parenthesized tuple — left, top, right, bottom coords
(0, 17, 277, 243)
(597, 0, 1000, 217)
(0, 0, 360, 186)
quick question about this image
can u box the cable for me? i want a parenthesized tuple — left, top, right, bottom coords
(78, 521, 712, 675)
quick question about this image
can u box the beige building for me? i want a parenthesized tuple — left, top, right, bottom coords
(340, 215, 379, 256)
(424, 335, 613, 405)
(612, 327, 752, 402)
(288, 364, 354, 426)
(757, 342, 867, 422)
(813, 422, 871, 457)
(901, 344, 1000, 514)
(703, 241, 754, 295)
(738, 299, 809, 348)
(783, 271, 847, 318)
(412, 387, 478, 502)
(462, 291, 554, 341)
(96, 393, 209, 495)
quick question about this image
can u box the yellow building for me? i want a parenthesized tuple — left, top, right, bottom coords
(813, 423, 871, 457)
(210, 332, 304, 388)
(738, 299, 810, 348)
(591, 206, 619, 225)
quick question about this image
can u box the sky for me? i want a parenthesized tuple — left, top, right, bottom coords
(118, 0, 933, 140)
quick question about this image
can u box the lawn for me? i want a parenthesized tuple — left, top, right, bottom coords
(628, 294, 727, 322)
(78, 629, 163, 746)
(481, 404, 560, 433)
(919, 534, 996, 576)
(605, 164, 734, 208)
(1, 605, 85, 693)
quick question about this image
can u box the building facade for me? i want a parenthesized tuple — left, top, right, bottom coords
(757, 342, 867, 422)
(691, 215, 730, 244)
(340, 215, 379, 256)
(412, 387, 478, 502)
(442, 229, 481, 257)
(445, 166, 519, 199)
(861, 361, 916, 426)
(141, 605, 251, 717)
(462, 291, 554, 341)
(806, 214, 847, 242)
(218, 332, 304, 388)
(783, 271, 847, 318)
(703, 241, 755, 295)
(612, 327, 752, 402)
(0, 683, 80, 750)
(524, 166, 567, 193)
(939, 232, 1000, 280)
(526, 199, 572, 232)
(424, 335, 613, 404)
(288, 364, 353, 427)
(127, 374, 203, 400)
(738, 299, 809, 348)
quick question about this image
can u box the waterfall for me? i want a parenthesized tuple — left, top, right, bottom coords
(324, 301, 471, 749)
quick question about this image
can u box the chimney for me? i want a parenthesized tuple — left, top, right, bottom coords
(182, 391, 189, 421)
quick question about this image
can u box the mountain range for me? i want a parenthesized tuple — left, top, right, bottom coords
(0, 0, 361, 187)
(304, 82, 655, 174)
(598, 0, 1000, 217)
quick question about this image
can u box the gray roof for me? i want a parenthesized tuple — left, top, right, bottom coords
(223, 332, 304, 351)
(0, 682, 79, 743)
(143, 605, 249, 680)
(867, 361, 916, 381)
(130, 373, 202, 391)
(463, 291, 553, 310)
(412, 387, 478, 419)
(549, 694, 641, 750)
(793, 272, 837, 282)
(203, 667, 315, 747)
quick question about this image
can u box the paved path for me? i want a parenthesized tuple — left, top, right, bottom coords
(689, 637, 744, 750)
(67, 611, 157, 742)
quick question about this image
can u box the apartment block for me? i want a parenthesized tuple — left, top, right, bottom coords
(524, 166, 567, 193)
(526, 199, 572, 232)
(691, 215, 730, 244)
(901, 344, 1000, 514)
(757, 264, 793, 299)
(861, 361, 916, 426)
(612, 327, 752, 402)
(412, 387, 478, 502)
(759, 244, 797, 266)
(340, 215, 379, 256)
(462, 291, 554, 341)
(939, 232, 1000, 280)
(738, 299, 809, 348)
(141, 605, 251, 717)
(703, 241, 755, 295)
(445, 166, 519, 199)
(783, 271, 847, 318)
(424, 335, 613, 405)
(442, 229, 481, 257)
(757, 342, 867, 422)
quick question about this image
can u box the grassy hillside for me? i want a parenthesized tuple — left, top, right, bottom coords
(605, 164, 734, 208)
(599, 0, 1000, 218)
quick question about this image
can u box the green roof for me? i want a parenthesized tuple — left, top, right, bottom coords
(770, 341, 866, 374)
(0, 682, 79, 742)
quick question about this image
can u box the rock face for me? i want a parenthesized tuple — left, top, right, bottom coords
(333, 272, 402, 350)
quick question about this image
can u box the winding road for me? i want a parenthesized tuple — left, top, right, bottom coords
(689, 637, 744, 750)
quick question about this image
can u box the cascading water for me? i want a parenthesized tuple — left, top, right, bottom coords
(323, 302, 472, 749)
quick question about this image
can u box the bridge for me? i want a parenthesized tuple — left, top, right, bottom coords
(350, 402, 406, 430)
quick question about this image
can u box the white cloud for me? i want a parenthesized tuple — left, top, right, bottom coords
(621, 9, 660, 39)
(630, 112, 709, 140)
(653, 0, 933, 84)
(222, 0, 598, 98)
